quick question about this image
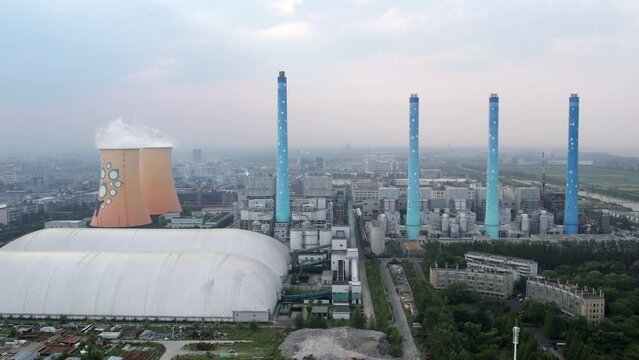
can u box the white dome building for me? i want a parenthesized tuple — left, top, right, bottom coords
(0, 228, 290, 322)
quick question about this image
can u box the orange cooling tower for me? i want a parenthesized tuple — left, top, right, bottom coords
(90, 149, 152, 227)
(139, 147, 182, 215)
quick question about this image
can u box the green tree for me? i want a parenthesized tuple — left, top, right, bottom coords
(294, 313, 304, 329)
(350, 306, 366, 329)
(388, 343, 403, 357)
(521, 300, 546, 325)
(543, 307, 562, 339)
(442, 282, 480, 304)
(249, 320, 258, 332)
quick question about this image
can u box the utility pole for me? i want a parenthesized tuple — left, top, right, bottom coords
(513, 325, 520, 360)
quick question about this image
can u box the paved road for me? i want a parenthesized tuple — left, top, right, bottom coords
(379, 259, 420, 360)
(410, 259, 427, 283)
(529, 327, 565, 360)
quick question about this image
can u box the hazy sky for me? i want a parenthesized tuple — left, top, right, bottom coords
(1, 0, 638, 157)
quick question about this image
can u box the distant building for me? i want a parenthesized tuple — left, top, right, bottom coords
(0, 203, 38, 226)
(514, 187, 541, 215)
(0, 204, 21, 225)
(526, 277, 605, 324)
(192, 149, 203, 164)
(353, 181, 379, 221)
(464, 251, 538, 280)
(429, 265, 513, 299)
(543, 191, 565, 224)
(302, 176, 333, 198)
(363, 154, 397, 176)
(599, 210, 611, 234)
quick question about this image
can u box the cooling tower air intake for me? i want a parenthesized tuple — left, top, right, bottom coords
(139, 147, 182, 216)
(90, 148, 152, 227)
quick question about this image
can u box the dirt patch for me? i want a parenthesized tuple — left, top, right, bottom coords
(279, 327, 395, 360)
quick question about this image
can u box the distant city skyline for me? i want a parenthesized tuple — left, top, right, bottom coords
(1, 1, 639, 157)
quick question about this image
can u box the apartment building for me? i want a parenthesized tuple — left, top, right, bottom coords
(526, 277, 605, 324)
(429, 265, 514, 299)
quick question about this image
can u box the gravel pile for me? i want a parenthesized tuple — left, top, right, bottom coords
(279, 326, 394, 360)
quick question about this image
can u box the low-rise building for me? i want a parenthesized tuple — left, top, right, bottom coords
(464, 251, 538, 280)
(332, 304, 351, 320)
(0, 204, 22, 225)
(169, 217, 205, 229)
(44, 220, 87, 229)
(526, 277, 605, 324)
(429, 265, 513, 299)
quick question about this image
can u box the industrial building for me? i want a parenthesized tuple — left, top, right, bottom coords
(0, 228, 290, 322)
(526, 277, 604, 324)
(429, 265, 514, 299)
(237, 176, 276, 235)
(464, 251, 538, 280)
(514, 187, 541, 215)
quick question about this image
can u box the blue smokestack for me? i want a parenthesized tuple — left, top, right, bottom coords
(485, 94, 500, 238)
(406, 94, 420, 240)
(564, 94, 580, 234)
(275, 71, 290, 223)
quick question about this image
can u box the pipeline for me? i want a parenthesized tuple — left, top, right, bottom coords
(281, 290, 332, 301)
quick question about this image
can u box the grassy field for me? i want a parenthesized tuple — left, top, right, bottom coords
(174, 326, 289, 359)
(501, 165, 639, 191)
(364, 259, 393, 330)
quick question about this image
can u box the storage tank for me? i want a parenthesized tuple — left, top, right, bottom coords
(441, 214, 450, 236)
(90, 148, 151, 227)
(251, 220, 261, 233)
(290, 228, 303, 250)
(539, 210, 548, 235)
(350, 258, 359, 281)
(450, 223, 460, 238)
(370, 221, 385, 255)
(459, 212, 468, 233)
(521, 214, 530, 234)
(139, 147, 182, 215)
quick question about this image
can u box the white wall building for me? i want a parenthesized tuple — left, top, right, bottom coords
(465, 251, 538, 280)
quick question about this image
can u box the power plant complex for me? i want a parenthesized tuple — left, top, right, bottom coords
(0, 69, 588, 324)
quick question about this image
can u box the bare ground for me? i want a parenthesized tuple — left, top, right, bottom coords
(279, 327, 396, 360)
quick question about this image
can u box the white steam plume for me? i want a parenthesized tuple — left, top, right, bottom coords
(95, 118, 174, 149)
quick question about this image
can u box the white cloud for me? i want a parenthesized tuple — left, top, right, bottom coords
(353, 8, 412, 33)
(123, 58, 177, 82)
(346, 3, 468, 34)
(345, 9, 418, 34)
(268, 0, 303, 15)
(254, 22, 313, 42)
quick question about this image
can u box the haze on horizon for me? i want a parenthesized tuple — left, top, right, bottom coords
(1, 0, 638, 158)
